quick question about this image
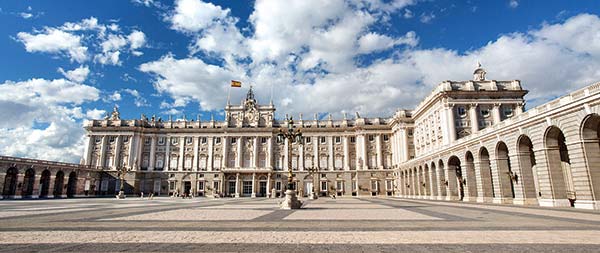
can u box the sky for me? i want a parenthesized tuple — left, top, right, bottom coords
(1, 0, 600, 163)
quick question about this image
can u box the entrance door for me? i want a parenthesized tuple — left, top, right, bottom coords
(305, 182, 313, 197)
(228, 181, 236, 197)
(259, 182, 267, 197)
(183, 181, 191, 196)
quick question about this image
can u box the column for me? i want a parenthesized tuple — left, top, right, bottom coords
(284, 138, 289, 170)
(222, 137, 228, 169)
(355, 135, 361, 169)
(446, 105, 457, 143)
(253, 137, 259, 168)
(164, 136, 171, 170)
(149, 136, 156, 171)
(469, 104, 479, 134)
(207, 137, 214, 171)
(362, 135, 368, 170)
(251, 173, 256, 198)
(328, 136, 334, 170)
(376, 134, 383, 169)
(313, 137, 319, 169)
(343, 136, 350, 170)
(391, 133, 397, 166)
(113, 135, 122, 170)
(235, 173, 240, 198)
(192, 137, 200, 171)
(236, 137, 243, 168)
(99, 136, 107, 169)
(135, 134, 143, 171)
(299, 144, 304, 171)
(84, 135, 94, 166)
(178, 137, 185, 171)
(492, 104, 502, 124)
(127, 134, 136, 169)
(267, 137, 273, 168)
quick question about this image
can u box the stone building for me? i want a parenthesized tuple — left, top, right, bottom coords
(3, 64, 600, 211)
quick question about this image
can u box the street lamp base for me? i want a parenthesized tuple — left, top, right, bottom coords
(279, 190, 303, 209)
(116, 191, 126, 199)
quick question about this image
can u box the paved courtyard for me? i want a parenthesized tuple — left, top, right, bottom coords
(1, 197, 600, 252)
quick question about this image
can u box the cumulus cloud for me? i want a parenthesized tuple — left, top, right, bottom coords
(509, 0, 519, 8)
(16, 28, 88, 63)
(58, 65, 90, 83)
(0, 78, 100, 162)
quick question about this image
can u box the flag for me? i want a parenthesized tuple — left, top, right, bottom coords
(231, 80, 242, 88)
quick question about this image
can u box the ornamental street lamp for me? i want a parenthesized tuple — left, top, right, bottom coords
(306, 166, 319, 199)
(277, 116, 304, 209)
(116, 163, 131, 199)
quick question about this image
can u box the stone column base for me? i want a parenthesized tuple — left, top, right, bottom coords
(251, 193, 256, 198)
(437, 196, 445, 200)
(493, 197, 513, 204)
(513, 197, 538, 206)
(476, 196, 493, 203)
(539, 198, 571, 208)
(235, 193, 240, 198)
(280, 190, 303, 209)
(462, 196, 476, 202)
(445, 195, 460, 201)
(574, 200, 600, 210)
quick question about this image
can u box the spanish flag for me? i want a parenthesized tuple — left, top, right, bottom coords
(231, 80, 242, 88)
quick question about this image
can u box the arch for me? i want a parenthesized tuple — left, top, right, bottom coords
(464, 151, 478, 200)
(580, 114, 600, 202)
(495, 141, 515, 199)
(39, 169, 51, 198)
(423, 163, 431, 197)
(437, 159, 447, 197)
(430, 162, 438, 198)
(67, 172, 77, 198)
(418, 166, 424, 196)
(447, 156, 462, 200)
(516, 135, 539, 200)
(53, 171, 65, 198)
(22, 168, 35, 198)
(479, 147, 494, 200)
(2, 167, 18, 198)
(544, 126, 575, 206)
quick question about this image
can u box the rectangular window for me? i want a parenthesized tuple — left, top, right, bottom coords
(215, 137, 221, 144)
(171, 137, 178, 145)
(186, 137, 193, 145)
(335, 136, 341, 143)
(383, 134, 389, 141)
(158, 137, 165, 145)
(144, 138, 150, 145)
(305, 137, 311, 143)
(350, 136, 356, 143)
(243, 181, 252, 195)
(261, 137, 267, 144)
(213, 181, 219, 192)
(231, 138, 237, 144)
(275, 181, 282, 191)
(198, 181, 204, 192)
(321, 181, 327, 191)
(368, 135, 374, 142)
(320, 137, 326, 144)
(201, 137, 207, 144)
(109, 136, 115, 143)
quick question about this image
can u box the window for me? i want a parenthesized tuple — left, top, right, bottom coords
(215, 137, 221, 144)
(198, 181, 204, 192)
(261, 137, 267, 144)
(231, 138, 237, 144)
(170, 156, 178, 169)
(305, 137, 311, 143)
(335, 136, 341, 143)
(276, 181, 282, 191)
(123, 136, 129, 143)
(156, 156, 164, 169)
(95, 137, 102, 143)
(201, 137, 207, 144)
(457, 106, 467, 117)
(481, 108, 490, 118)
(321, 181, 327, 191)
(186, 137, 193, 145)
(503, 107, 513, 117)
(334, 156, 343, 169)
(158, 137, 165, 145)
(199, 156, 207, 170)
(350, 136, 356, 143)
(213, 181, 219, 192)
(171, 137, 178, 145)
(368, 135, 374, 142)
(144, 138, 150, 145)
(320, 137, 326, 144)
(109, 136, 115, 143)
(184, 156, 192, 169)
(407, 130, 413, 137)
(319, 156, 328, 168)
(383, 134, 389, 141)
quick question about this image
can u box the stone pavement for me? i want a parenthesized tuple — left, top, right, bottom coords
(1, 196, 600, 252)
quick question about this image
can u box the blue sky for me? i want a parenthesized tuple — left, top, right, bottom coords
(1, 0, 600, 162)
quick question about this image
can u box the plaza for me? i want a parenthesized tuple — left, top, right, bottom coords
(1, 197, 600, 252)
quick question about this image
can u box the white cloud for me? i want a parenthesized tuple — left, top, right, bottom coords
(419, 12, 435, 23)
(0, 78, 100, 162)
(509, 0, 519, 8)
(16, 28, 88, 63)
(169, 0, 231, 33)
(128, 30, 146, 49)
(58, 65, 90, 83)
(403, 9, 413, 18)
(358, 31, 418, 54)
(85, 108, 106, 119)
(123, 89, 150, 107)
(20, 12, 33, 19)
(109, 91, 122, 101)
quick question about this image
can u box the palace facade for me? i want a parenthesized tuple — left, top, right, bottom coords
(3, 64, 600, 210)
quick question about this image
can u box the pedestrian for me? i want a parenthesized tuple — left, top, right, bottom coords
(140, 192, 144, 199)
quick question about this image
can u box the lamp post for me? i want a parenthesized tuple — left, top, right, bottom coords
(116, 163, 131, 199)
(277, 116, 304, 209)
(306, 167, 319, 199)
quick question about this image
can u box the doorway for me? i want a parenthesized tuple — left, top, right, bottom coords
(259, 181, 267, 197)
(183, 181, 191, 196)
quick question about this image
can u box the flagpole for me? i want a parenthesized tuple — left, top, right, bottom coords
(227, 82, 232, 105)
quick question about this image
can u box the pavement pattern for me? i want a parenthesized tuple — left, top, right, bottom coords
(1, 196, 600, 252)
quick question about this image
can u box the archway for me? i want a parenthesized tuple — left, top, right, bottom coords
(496, 142, 515, 199)
(423, 164, 431, 197)
(437, 160, 447, 198)
(22, 168, 35, 198)
(39, 170, 51, 198)
(2, 167, 18, 198)
(581, 114, 600, 203)
(67, 172, 77, 198)
(479, 147, 494, 200)
(465, 151, 478, 200)
(545, 126, 575, 206)
(53, 171, 64, 198)
(517, 135, 538, 201)
(430, 162, 438, 198)
(418, 166, 424, 197)
(447, 156, 462, 200)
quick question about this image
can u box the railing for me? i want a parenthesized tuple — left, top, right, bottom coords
(0, 155, 96, 170)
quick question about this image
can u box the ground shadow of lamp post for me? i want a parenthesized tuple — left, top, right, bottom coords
(116, 163, 132, 199)
(277, 116, 304, 209)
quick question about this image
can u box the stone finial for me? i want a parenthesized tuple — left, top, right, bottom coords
(343, 112, 347, 120)
(328, 113, 332, 121)
(299, 113, 303, 120)
(314, 113, 318, 121)
(473, 61, 486, 81)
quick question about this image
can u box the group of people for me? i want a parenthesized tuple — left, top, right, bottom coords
(138, 192, 155, 199)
